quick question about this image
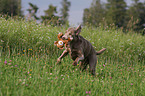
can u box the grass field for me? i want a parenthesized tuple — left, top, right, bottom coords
(0, 17, 145, 96)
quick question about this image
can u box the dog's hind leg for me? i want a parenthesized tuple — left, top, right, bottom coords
(88, 54, 97, 75)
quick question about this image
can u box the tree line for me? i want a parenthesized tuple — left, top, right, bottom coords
(0, 0, 71, 26)
(0, 0, 145, 34)
(83, 0, 145, 34)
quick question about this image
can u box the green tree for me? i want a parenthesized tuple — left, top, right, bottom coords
(83, 0, 105, 26)
(127, 0, 145, 34)
(83, 8, 91, 25)
(41, 4, 60, 26)
(105, 0, 127, 27)
(0, 0, 23, 17)
(27, 2, 39, 20)
(60, 0, 71, 25)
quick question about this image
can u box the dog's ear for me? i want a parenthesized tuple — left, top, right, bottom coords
(75, 25, 81, 35)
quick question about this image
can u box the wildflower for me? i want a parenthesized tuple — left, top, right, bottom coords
(103, 64, 105, 67)
(1, 40, 4, 42)
(9, 60, 12, 62)
(29, 48, 32, 51)
(23, 50, 25, 52)
(91, 80, 94, 82)
(86, 91, 91, 94)
(36, 58, 38, 62)
(107, 92, 109, 94)
(110, 77, 112, 79)
(131, 83, 133, 85)
(67, 75, 69, 78)
(15, 65, 17, 67)
(30, 69, 32, 71)
(50, 73, 52, 75)
(22, 82, 25, 85)
(4, 61, 7, 65)
(19, 79, 22, 82)
(28, 71, 30, 74)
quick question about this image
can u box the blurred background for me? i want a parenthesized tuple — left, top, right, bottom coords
(0, 0, 145, 34)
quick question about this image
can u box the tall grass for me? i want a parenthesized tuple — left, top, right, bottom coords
(0, 17, 145, 96)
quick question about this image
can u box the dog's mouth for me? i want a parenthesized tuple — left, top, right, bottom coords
(62, 36, 73, 41)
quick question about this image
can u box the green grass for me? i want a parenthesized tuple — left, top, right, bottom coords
(0, 17, 145, 96)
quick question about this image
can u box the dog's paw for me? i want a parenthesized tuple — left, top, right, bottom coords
(72, 62, 77, 66)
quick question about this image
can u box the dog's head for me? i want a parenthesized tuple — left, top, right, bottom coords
(62, 25, 82, 41)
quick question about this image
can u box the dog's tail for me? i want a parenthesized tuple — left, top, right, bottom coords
(96, 48, 106, 55)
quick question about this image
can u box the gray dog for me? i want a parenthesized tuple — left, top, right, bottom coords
(56, 25, 106, 75)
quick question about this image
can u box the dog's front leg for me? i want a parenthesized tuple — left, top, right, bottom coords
(72, 55, 84, 66)
(56, 49, 69, 64)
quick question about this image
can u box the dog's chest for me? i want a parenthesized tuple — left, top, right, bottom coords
(69, 49, 80, 60)
(67, 44, 81, 60)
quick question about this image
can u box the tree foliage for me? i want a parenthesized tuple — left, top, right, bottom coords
(83, 0, 145, 34)
(0, 0, 23, 17)
(41, 5, 60, 26)
(60, 0, 71, 25)
(127, 0, 145, 34)
(105, 0, 127, 27)
(27, 2, 39, 20)
(83, 0, 105, 26)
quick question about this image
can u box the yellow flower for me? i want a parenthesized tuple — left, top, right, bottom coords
(29, 48, 32, 51)
(36, 58, 38, 62)
(29, 74, 31, 76)
(30, 69, 32, 71)
(23, 50, 25, 52)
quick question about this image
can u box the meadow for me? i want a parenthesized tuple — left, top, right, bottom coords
(0, 17, 145, 96)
